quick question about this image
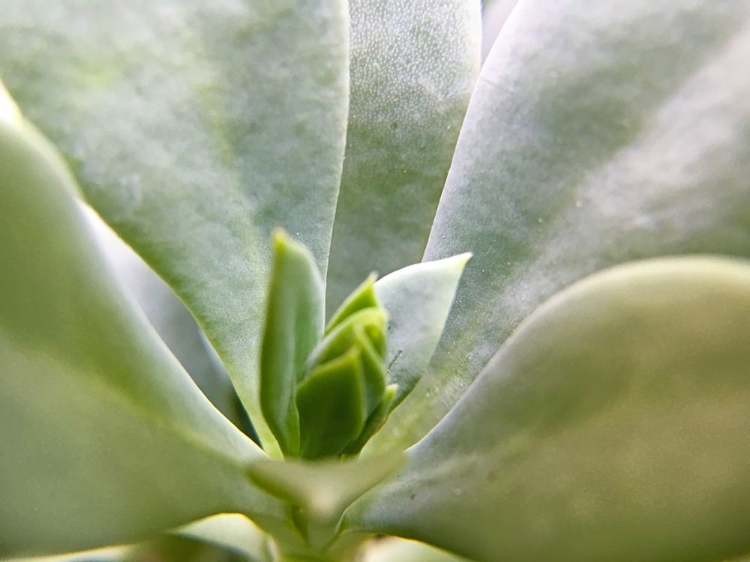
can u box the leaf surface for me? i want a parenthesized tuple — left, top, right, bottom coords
(0, 109, 280, 556)
(260, 231, 325, 457)
(248, 453, 405, 525)
(364, 255, 470, 453)
(350, 258, 750, 562)
(389, 0, 750, 449)
(364, 538, 472, 562)
(0, 0, 350, 455)
(88, 212, 250, 434)
(325, 0, 480, 313)
(175, 514, 272, 562)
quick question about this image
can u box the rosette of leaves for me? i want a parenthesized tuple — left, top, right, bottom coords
(2, 1, 750, 562)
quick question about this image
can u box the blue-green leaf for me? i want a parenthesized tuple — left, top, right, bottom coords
(248, 453, 406, 526)
(88, 213, 249, 434)
(350, 258, 750, 562)
(394, 0, 750, 449)
(364, 254, 470, 454)
(325, 0, 481, 313)
(0, 0, 350, 455)
(175, 514, 272, 562)
(0, 101, 280, 557)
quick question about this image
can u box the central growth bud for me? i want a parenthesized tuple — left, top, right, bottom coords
(260, 231, 397, 460)
(297, 275, 396, 459)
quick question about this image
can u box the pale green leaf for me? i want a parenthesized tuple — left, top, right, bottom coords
(0, 0, 350, 456)
(0, 111, 282, 556)
(350, 258, 750, 562)
(175, 514, 272, 562)
(325, 0, 481, 313)
(326, 274, 378, 333)
(391, 0, 750, 449)
(3, 547, 132, 562)
(260, 231, 325, 457)
(481, 0, 518, 61)
(248, 453, 405, 526)
(364, 538, 472, 562)
(123, 536, 254, 562)
(364, 254, 470, 454)
(88, 212, 251, 434)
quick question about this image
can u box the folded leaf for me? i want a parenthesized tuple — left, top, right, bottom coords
(0, 108, 281, 556)
(296, 349, 367, 459)
(260, 231, 325, 457)
(325, 0, 481, 313)
(175, 514, 272, 562)
(88, 212, 250, 434)
(392, 0, 750, 450)
(364, 538, 472, 562)
(350, 258, 750, 562)
(248, 453, 406, 526)
(481, 0, 518, 60)
(364, 254, 470, 454)
(0, 0, 350, 456)
(326, 274, 379, 333)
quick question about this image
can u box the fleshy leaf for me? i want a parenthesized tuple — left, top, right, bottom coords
(364, 538, 472, 562)
(3, 547, 132, 562)
(0, 109, 281, 555)
(349, 258, 750, 562)
(260, 231, 325, 457)
(326, 274, 378, 332)
(345, 384, 397, 456)
(247, 453, 406, 525)
(296, 349, 367, 460)
(308, 309, 387, 369)
(88, 211, 251, 435)
(481, 0, 518, 61)
(175, 514, 272, 562)
(0, 0, 350, 456)
(391, 0, 750, 449)
(362, 254, 469, 453)
(325, 0, 481, 313)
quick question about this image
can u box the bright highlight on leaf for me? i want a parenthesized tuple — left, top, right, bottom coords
(0, 82, 21, 127)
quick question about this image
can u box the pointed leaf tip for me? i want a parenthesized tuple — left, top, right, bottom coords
(260, 229, 325, 457)
(247, 452, 407, 524)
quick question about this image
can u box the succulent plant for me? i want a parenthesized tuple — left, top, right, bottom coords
(1, 1, 750, 561)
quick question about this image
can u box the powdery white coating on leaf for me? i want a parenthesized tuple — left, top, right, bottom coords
(325, 0, 480, 314)
(481, 0, 518, 60)
(0, 0, 351, 454)
(384, 0, 750, 451)
(0, 120, 282, 555)
(350, 258, 750, 562)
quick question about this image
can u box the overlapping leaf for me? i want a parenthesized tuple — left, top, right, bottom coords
(325, 0, 480, 312)
(0, 0, 350, 454)
(351, 258, 750, 562)
(386, 0, 750, 449)
(364, 255, 469, 454)
(0, 104, 281, 556)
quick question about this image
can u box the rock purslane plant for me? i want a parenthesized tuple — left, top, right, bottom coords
(1, 1, 750, 561)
